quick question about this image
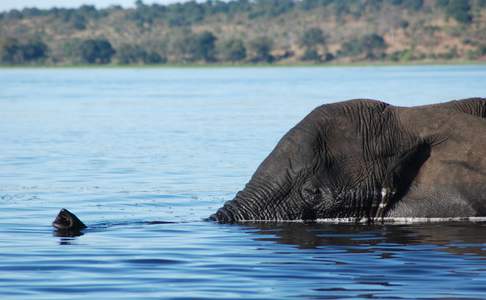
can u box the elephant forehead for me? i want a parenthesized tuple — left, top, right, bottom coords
(324, 121, 412, 163)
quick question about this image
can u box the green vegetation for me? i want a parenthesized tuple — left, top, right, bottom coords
(299, 27, 328, 61)
(339, 34, 387, 60)
(78, 38, 115, 64)
(187, 31, 217, 62)
(249, 36, 274, 63)
(219, 39, 247, 62)
(172, 30, 217, 62)
(116, 44, 165, 64)
(300, 28, 326, 49)
(438, 0, 473, 23)
(0, 0, 485, 66)
(0, 38, 47, 64)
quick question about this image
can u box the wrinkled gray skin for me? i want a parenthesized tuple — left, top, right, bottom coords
(210, 97, 486, 223)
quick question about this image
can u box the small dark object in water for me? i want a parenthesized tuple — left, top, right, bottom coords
(52, 208, 87, 231)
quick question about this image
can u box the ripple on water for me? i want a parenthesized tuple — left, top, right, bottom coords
(2, 67, 486, 299)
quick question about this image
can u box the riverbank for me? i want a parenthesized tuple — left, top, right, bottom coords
(1, 60, 485, 69)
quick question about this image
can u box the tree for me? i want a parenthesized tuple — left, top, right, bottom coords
(4, 9, 23, 20)
(0, 38, 48, 64)
(79, 38, 115, 64)
(71, 14, 87, 30)
(172, 30, 217, 62)
(446, 0, 472, 24)
(193, 31, 217, 62)
(145, 52, 165, 64)
(249, 0, 295, 18)
(300, 27, 326, 48)
(249, 36, 274, 63)
(0, 38, 23, 64)
(300, 27, 327, 61)
(361, 33, 387, 57)
(174, 31, 217, 62)
(339, 33, 387, 59)
(21, 40, 48, 62)
(117, 44, 146, 64)
(300, 0, 335, 10)
(436, 0, 449, 7)
(301, 48, 321, 61)
(219, 38, 246, 62)
(437, 0, 472, 23)
(403, 0, 424, 11)
(116, 44, 166, 64)
(390, 0, 404, 5)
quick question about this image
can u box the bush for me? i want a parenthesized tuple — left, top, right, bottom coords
(447, 0, 472, 24)
(22, 40, 48, 61)
(145, 52, 166, 64)
(299, 0, 335, 11)
(300, 27, 326, 48)
(403, 0, 424, 11)
(438, 47, 458, 59)
(249, 0, 295, 18)
(0, 38, 48, 64)
(399, 20, 409, 28)
(172, 31, 217, 62)
(323, 52, 334, 62)
(79, 38, 115, 64)
(116, 44, 166, 64)
(4, 9, 23, 20)
(388, 49, 413, 62)
(249, 36, 274, 63)
(439, 0, 472, 24)
(339, 33, 387, 59)
(0, 38, 22, 64)
(480, 45, 486, 56)
(116, 44, 146, 64)
(219, 39, 246, 62)
(71, 14, 87, 30)
(192, 31, 217, 62)
(300, 48, 321, 61)
(436, 0, 449, 8)
(464, 45, 486, 60)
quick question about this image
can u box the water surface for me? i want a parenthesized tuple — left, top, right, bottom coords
(1, 65, 486, 299)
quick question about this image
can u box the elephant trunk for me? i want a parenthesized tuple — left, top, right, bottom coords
(211, 112, 323, 222)
(211, 176, 291, 222)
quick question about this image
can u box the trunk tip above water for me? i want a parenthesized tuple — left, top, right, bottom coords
(52, 208, 87, 231)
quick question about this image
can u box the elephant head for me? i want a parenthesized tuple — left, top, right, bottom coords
(210, 99, 437, 223)
(210, 99, 486, 222)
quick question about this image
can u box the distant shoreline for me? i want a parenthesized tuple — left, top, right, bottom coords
(1, 60, 485, 69)
(2, 2, 484, 67)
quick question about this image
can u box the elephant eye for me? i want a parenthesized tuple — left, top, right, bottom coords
(302, 182, 319, 199)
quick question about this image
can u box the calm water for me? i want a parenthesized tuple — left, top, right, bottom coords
(1, 65, 486, 299)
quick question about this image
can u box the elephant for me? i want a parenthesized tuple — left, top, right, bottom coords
(53, 97, 486, 232)
(210, 97, 486, 223)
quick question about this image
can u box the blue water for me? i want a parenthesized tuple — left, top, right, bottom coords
(1, 65, 486, 299)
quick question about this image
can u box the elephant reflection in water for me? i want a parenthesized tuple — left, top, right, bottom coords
(242, 222, 486, 257)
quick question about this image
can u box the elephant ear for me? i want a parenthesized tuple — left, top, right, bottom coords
(375, 141, 432, 220)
